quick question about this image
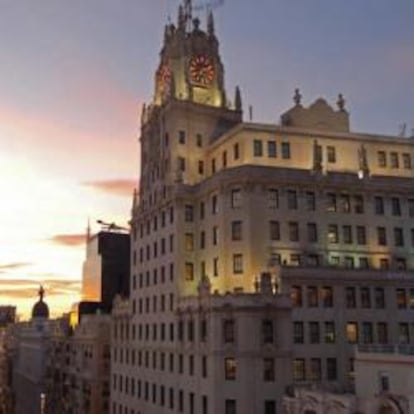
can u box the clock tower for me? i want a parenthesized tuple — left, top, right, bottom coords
(153, 0, 228, 108)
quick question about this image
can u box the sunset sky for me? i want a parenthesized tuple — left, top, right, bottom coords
(0, 0, 413, 318)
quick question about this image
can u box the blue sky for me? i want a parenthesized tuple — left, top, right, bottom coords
(0, 0, 413, 317)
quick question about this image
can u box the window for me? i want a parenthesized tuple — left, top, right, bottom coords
(344, 256, 355, 269)
(212, 195, 218, 214)
(224, 358, 236, 380)
(281, 142, 290, 159)
(402, 153, 412, 169)
(223, 319, 235, 343)
(196, 133, 203, 147)
(328, 224, 338, 244)
(179, 130, 186, 144)
(263, 358, 275, 381)
(375, 288, 385, 309)
(327, 358, 337, 380)
(362, 322, 373, 344)
(307, 223, 318, 243)
(293, 322, 304, 344)
(200, 201, 205, 219)
(213, 257, 219, 277)
(378, 151, 386, 167)
(306, 191, 316, 211)
(356, 226, 366, 245)
(264, 401, 276, 414)
(178, 156, 186, 171)
(233, 254, 243, 273)
(225, 400, 236, 414)
(198, 160, 204, 175)
(212, 226, 218, 245)
(360, 287, 371, 308)
(269, 221, 280, 241)
(185, 205, 194, 222)
(377, 322, 388, 344)
(185, 233, 194, 251)
(262, 320, 274, 344)
(310, 358, 322, 381)
(390, 152, 399, 168)
(233, 143, 239, 160)
(354, 195, 364, 213)
(391, 198, 401, 216)
(325, 322, 336, 343)
(346, 322, 358, 343)
(222, 151, 227, 168)
(288, 221, 299, 242)
(321, 286, 333, 307)
(231, 189, 242, 208)
(399, 323, 409, 344)
(359, 257, 369, 269)
(268, 189, 279, 208)
(231, 221, 242, 241)
(309, 322, 320, 344)
(408, 199, 414, 217)
(343, 225, 353, 244)
(291, 286, 302, 307)
(200, 231, 205, 249)
(375, 196, 384, 215)
(394, 227, 404, 246)
(293, 359, 305, 381)
(287, 190, 298, 209)
(377, 227, 387, 246)
(327, 146, 336, 163)
(267, 140, 277, 158)
(326, 193, 337, 212)
(253, 139, 263, 156)
(379, 372, 390, 393)
(380, 258, 390, 269)
(307, 286, 318, 307)
(185, 262, 194, 281)
(396, 289, 407, 308)
(340, 194, 351, 213)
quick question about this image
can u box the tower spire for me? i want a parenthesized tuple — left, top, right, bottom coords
(207, 10, 215, 36)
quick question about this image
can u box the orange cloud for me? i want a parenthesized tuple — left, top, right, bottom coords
(0, 262, 31, 272)
(50, 234, 86, 247)
(82, 178, 137, 197)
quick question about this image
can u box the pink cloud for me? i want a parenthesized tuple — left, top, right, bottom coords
(82, 178, 137, 197)
(50, 234, 86, 247)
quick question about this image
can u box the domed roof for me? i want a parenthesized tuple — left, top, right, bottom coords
(31, 286, 50, 319)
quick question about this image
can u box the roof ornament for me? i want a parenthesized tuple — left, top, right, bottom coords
(235, 86, 242, 112)
(337, 93, 346, 111)
(207, 10, 215, 36)
(293, 88, 302, 106)
(39, 285, 45, 302)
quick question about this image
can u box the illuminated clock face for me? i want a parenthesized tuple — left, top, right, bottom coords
(158, 64, 171, 92)
(190, 55, 215, 86)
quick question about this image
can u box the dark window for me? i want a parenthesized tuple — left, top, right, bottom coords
(310, 358, 322, 381)
(225, 400, 236, 414)
(212, 195, 218, 214)
(263, 358, 275, 381)
(222, 151, 227, 168)
(362, 322, 373, 344)
(343, 225, 353, 244)
(326, 193, 337, 212)
(356, 226, 366, 245)
(390, 152, 399, 168)
(223, 319, 235, 343)
(185, 262, 194, 281)
(211, 158, 216, 174)
(231, 221, 242, 241)
(233, 254, 243, 274)
(399, 323, 409, 344)
(233, 143, 240, 160)
(281, 142, 290, 159)
(289, 221, 299, 242)
(287, 190, 298, 209)
(394, 227, 404, 246)
(307, 223, 318, 243)
(378, 151, 386, 167)
(340, 194, 351, 213)
(324, 322, 336, 343)
(264, 400, 276, 414)
(375, 288, 385, 309)
(392, 198, 401, 216)
(267, 141, 277, 158)
(408, 199, 414, 217)
(293, 359, 305, 381)
(327, 146, 336, 163)
(396, 289, 407, 309)
(309, 321, 320, 344)
(346, 287, 356, 308)
(403, 153, 412, 169)
(321, 286, 333, 307)
(198, 160, 204, 175)
(179, 130, 186, 144)
(306, 191, 316, 211)
(231, 189, 242, 208)
(377, 322, 388, 344)
(307, 286, 318, 307)
(354, 195, 364, 214)
(262, 319, 274, 344)
(253, 139, 263, 156)
(293, 321, 304, 344)
(270, 221, 280, 241)
(360, 287, 371, 308)
(375, 196, 384, 215)
(268, 189, 279, 208)
(185, 205, 194, 222)
(327, 358, 337, 380)
(196, 133, 203, 147)
(291, 286, 302, 307)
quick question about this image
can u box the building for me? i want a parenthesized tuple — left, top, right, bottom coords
(111, 1, 414, 413)
(81, 230, 130, 318)
(0, 306, 16, 414)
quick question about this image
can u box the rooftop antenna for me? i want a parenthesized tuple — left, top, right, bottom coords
(399, 123, 407, 137)
(249, 105, 253, 121)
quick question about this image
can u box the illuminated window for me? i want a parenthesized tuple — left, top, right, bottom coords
(346, 322, 358, 343)
(293, 359, 305, 381)
(340, 194, 351, 212)
(327, 224, 338, 243)
(185, 233, 194, 251)
(396, 289, 407, 308)
(185, 263, 194, 281)
(291, 286, 302, 307)
(326, 193, 337, 212)
(224, 358, 236, 380)
(324, 322, 335, 343)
